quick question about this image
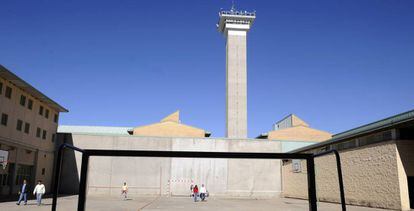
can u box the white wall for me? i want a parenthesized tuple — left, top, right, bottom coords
(58, 134, 282, 198)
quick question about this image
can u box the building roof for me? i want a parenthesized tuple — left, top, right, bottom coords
(160, 110, 180, 123)
(132, 111, 211, 138)
(266, 125, 331, 142)
(58, 125, 133, 135)
(273, 114, 309, 130)
(0, 65, 68, 112)
(290, 109, 414, 153)
(275, 114, 308, 126)
(258, 114, 331, 142)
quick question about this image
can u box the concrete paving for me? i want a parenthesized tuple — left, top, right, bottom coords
(0, 196, 393, 211)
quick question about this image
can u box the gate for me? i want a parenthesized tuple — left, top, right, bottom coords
(51, 144, 346, 211)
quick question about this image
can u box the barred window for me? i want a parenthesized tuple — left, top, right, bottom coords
(16, 120, 23, 131)
(5, 86, 12, 99)
(36, 128, 41, 138)
(42, 130, 47, 140)
(15, 165, 32, 185)
(28, 99, 33, 110)
(1, 113, 8, 126)
(24, 122, 30, 134)
(20, 95, 26, 106)
(39, 106, 44, 115)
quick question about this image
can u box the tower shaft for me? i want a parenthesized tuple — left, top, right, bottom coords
(218, 10, 255, 138)
(226, 31, 247, 138)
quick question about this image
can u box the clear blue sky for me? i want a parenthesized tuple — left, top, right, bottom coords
(1, 0, 413, 138)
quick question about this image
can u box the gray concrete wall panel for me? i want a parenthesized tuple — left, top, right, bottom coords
(58, 134, 282, 198)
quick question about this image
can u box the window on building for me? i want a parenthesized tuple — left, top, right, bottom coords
(1, 113, 8, 126)
(0, 82, 3, 95)
(335, 140, 357, 151)
(24, 122, 30, 134)
(5, 86, 12, 99)
(54, 114, 58, 123)
(20, 95, 26, 106)
(15, 165, 32, 185)
(51, 133, 55, 143)
(358, 130, 393, 147)
(41, 168, 45, 175)
(39, 106, 44, 115)
(42, 130, 47, 140)
(36, 128, 41, 138)
(16, 120, 23, 131)
(28, 99, 33, 110)
(45, 109, 49, 119)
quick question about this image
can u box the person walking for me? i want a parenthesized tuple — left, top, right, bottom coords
(16, 179, 29, 205)
(199, 184, 207, 201)
(33, 180, 45, 206)
(193, 185, 199, 202)
(121, 182, 128, 200)
(190, 182, 194, 197)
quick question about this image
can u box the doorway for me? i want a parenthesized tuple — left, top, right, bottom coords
(408, 176, 414, 209)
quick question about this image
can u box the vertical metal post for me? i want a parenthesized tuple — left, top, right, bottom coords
(78, 153, 90, 211)
(307, 157, 317, 211)
(334, 151, 346, 211)
(313, 150, 346, 211)
(51, 145, 64, 211)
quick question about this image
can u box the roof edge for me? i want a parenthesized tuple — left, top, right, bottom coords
(0, 65, 68, 112)
(289, 109, 414, 153)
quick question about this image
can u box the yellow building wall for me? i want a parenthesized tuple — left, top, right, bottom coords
(282, 141, 410, 210)
(0, 76, 60, 194)
(132, 121, 206, 138)
(291, 115, 309, 127)
(268, 126, 331, 142)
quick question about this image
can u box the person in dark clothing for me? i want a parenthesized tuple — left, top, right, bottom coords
(16, 179, 29, 205)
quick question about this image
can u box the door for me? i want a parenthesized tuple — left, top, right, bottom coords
(408, 176, 414, 209)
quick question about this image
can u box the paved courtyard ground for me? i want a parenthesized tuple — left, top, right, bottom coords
(0, 195, 395, 211)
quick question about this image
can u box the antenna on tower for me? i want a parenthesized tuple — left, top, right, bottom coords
(230, 0, 236, 12)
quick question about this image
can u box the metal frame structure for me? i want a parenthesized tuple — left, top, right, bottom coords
(51, 144, 346, 211)
(313, 150, 346, 211)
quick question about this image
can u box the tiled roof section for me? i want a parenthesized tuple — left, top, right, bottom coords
(289, 109, 414, 153)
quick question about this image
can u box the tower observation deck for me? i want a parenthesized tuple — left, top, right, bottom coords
(218, 9, 255, 138)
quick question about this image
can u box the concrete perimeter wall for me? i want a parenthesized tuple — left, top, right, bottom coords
(57, 134, 282, 198)
(282, 140, 411, 210)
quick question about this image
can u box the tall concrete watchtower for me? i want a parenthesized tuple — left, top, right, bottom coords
(217, 8, 255, 138)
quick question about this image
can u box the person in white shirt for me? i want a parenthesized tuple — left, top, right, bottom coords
(33, 180, 45, 206)
(199, 184, 207, 201)
(121, 182, 128, 200)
